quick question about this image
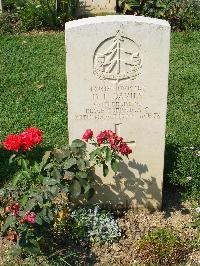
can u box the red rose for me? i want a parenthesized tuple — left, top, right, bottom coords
(118, 143, 132, 155)
(82, 129, 93, 142)
(25, 128, 42, 145)
(3, 128, 42, 152)
(19, 131, 33, 151)
(19, 127, 42, 151)
(2, 134, 21, 152)
(96, 131, 107, 145)
(20, 211, 36, 224)
(6, 202, 20, 217)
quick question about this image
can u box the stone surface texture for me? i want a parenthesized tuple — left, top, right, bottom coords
(65, 15, 171, 210)
(78, 0, 116, 16)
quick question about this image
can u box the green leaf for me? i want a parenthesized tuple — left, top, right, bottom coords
(90, 148, 101, 161)
(19, 211, 25, 217)
(22, 171, 31, 179)
(20, 194, 29, 206)
(43, 177, 57, 186)
(71, 139, 86, 149)
(77, 159, 86, 171)
(21, 159, 28, 170)
(25, 198, 36, 211)
(63, 158, 77, 170)
(84, 186, 95, 200)
(29, 239, 41, 254)
(40, 151, 51, 169)
(48, 209, 54, 221)
(70, 179, 81, 198)
(9, 154, 16, 165)
(48, 185, 59, 195)
(52, 148, 69, 162)
(52, 168, 61, 180)
(35, 195, 43, 205)
(44, 163, 53, 171)
(103, 163, 109, 177)
(115, 154, 123, 161)
(3, 215, 16, 232)
(32, 162, 40, 173)
(76, 171, 87, 179)
(36, 215, 43, 225)
(101, 146, 108, 153)
(106, 148, 112, 162)
(12, 172, 23, 186)
(0, 189, 5, 197)
(111, 159, 119, 173)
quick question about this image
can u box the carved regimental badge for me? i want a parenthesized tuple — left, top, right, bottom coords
(94, 31, 142, 82)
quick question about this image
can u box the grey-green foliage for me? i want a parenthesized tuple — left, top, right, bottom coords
(71, 205, 122, 243)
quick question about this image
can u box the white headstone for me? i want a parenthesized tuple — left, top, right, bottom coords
(78, 0, 116, 16)
(65, 16, 170, 210)
(0, 0, 2, 13)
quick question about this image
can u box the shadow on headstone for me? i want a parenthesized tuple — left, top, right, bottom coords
(91, 158, 162, 211)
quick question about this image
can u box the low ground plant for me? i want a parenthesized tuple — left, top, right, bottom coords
(70, 205, 121, 243)
(136, 228, 189, 265)
(0, 128, 130, 255)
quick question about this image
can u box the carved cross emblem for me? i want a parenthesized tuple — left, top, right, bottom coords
(115, 123, 135, 149)
(93, 31, 142, 83)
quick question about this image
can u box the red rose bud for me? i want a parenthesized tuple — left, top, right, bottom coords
(96, 131, 106, 145)
(119, 143, 132, 155)
(82, 129, 93, 142)
(2, 134, 21, 152)
(20, 211, 36, 224)
(6, 203, 20, 217)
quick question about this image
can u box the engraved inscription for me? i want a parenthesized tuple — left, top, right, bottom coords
(94, 31, 142, 82)
(75, 84, 161, 120)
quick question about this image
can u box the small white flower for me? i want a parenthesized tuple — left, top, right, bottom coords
(186, 176, 192, 181)
(195, 207, 200, 214)
(195, 151, 200, 157)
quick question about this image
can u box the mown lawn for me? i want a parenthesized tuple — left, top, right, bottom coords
(0, 31, 199, 183)
(0, 32, 67, 147)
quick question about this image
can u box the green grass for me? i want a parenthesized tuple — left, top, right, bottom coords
(0, 31, 199, 190)
(167, 32, 200, 147)
(0, 32, 67, 147)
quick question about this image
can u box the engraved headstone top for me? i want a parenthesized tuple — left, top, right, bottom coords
(65, 16, 170, 210)
(77, 0, 116, 16)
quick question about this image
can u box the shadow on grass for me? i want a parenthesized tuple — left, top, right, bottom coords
(0, 145, 52, 187)
(162, 143, 190, 217)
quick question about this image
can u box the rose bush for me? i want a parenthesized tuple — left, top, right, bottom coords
(0, 128, 132, 254)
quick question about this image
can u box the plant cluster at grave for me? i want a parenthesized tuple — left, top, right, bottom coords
(118, 0, 200, 31)
(0, 127, 131, 255)
(0, 0, 78, 33)
(136, 228, 189, 265)
(70, 205, 121, 243)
